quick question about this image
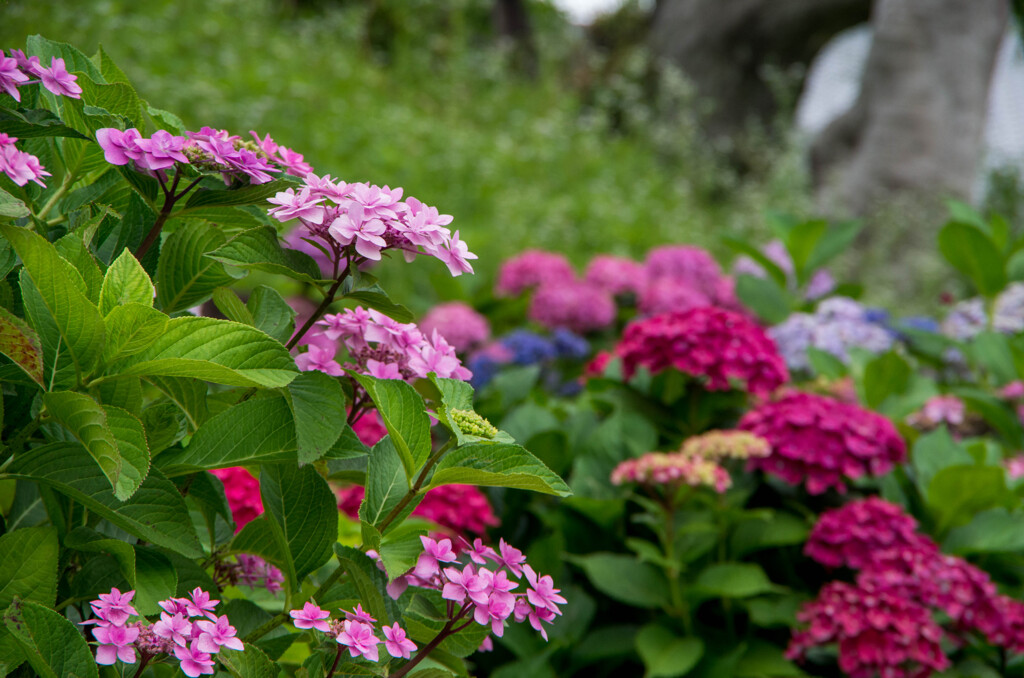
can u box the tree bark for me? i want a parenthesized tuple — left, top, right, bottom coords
(811, 0, 1009, 215)
(649, 0, 871, 140)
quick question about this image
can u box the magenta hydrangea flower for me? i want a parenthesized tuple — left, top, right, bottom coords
(336, 620, 380, 661)
(614, 307, 789, 396)
(419, 302, 491, 352)
(805, 497, 929, 570)
(95, 128, 143, 166)
(133, 129, 189, 171)
(209, 467, 263, 531)
(740, 392, 906, 495)
(93, 624, 140, 665)
(185, 587, 219, 619)
(414, 536, 458, 579)
(523, 565, 567, 616)
(194, 615, 243, 653)
(528, 281, 616, 333)
(637, 277, 712, 316)
(289, 602, 331, 632)
(584, 254, 646, 296)
(152, 611, 192, 646)
(90, 587, 139, 626)
(382, 623, 417, 659)
(173, 640, 216, 677)
(295, 343, 343, 376)
(0, 51, 29, 101)
(495, 250, 576, 297)
(38, 57, 82, 98)
(786, 581, 949, 677)
(0, 142, 50, 187)
(645, 245, 723, 288)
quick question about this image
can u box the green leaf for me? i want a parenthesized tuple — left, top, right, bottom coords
(378, 521, 429, 580)
(228, 518, 288, 573)
(574, 553, 668, 609)
(145, 375, 209, 431)
(261, 464, 338, 586)
(352, 374, 431, 479)
(134, 546, 177, 616)
(735, 274, 791, 325)
(427, 442, 572, 497)
(285, 371, 348, 465)
(27, 35, 104, 83)
(0, 526, 58, 608)
(943, 508, 1024, 554)
(735, 640, 806, 677)
(342, 272, 413, 322)
(636, 625, 703, 678)
(861, 351, 911, 409)
(804, 220, 862, 273)
(0, 307, 45, 386)
(155, 395, 295, 475)
(3, 598, 98, 678)
(805, 347, 845, 379)
(359, 437, 411, 530)
(333, 545, 389, 624)
(783, 219, 827, 280)
(938, 221, 1007, 297)
(184, 180, 296, 209)
(729, 513, 809, 558)
(111, 316, 298, 387)
(2, 224, 105, 385)
(0, 108, 89, 140)
(247, 285, 296, 344)
(8, 443, 202, 557)
(94, 45, 131, 85)
(75, 77, 145, 131)
(100, 303, 168, 364)
(64, 527, 136, 589)
(218, 644, 280, 678)
(0, 187, 29, 219)
(927, 465, 1015, 533)
(117, 165, 160, 203)
(206, 226, 323, 285)
(695, 563, 776, 598)
(43, 391, 150, 500)
(155, 221, 238, 313)
(967, 332, 1017, 383)
(99, 248, 154, 315)
(911, 427, 973, 496)
(53, 232, 104, 303)
(212, 288, 255, 325)
(722, 237, 789, 287)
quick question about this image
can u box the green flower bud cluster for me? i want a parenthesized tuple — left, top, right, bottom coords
(450, 408, 498, 439)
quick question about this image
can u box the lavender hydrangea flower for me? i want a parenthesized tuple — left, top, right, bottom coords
(769, 297, 893, 372)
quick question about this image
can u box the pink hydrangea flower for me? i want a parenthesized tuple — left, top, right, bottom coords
(414, 536, 458, 579)
(295, 343, 343, 376)
(584, 254, 646, 296)
(495, 250, 575, 297)
(528, 281, 616, 333)
(0, 143, 50, 187)
(637, 277, 712, 316)
(152, 611, 192, 646)
(419, 302, 491, 352)
(336, 620, 380, 661)
(804, 497, 930, 569)
(133, 130, 188, 170)
(382, 623, 417, 659)
(90, 587, 138, 626)
(0, 51, 29, 101)
(93, 624, 140, 665)
(210, 467, 263, 531)
(185, 587, 219, 619)
(290, 602, 331, 632)
(38, 57, 81, 98)
(614, 307, 788, 396)
(740, 392, 906, 495)
(95, 128, 143, 166)
(344, 604, 377, 624)
(194, 615, 243, 653)
(173, 640, 216, 677)
(1007, 454, 1024, 480)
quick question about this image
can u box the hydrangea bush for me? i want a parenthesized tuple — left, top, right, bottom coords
(0, 37, 570, 678)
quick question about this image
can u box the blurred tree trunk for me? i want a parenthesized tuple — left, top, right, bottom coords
(493, 0, 539, 78)
(812, 0, 1009, 215)
(649, 0, 871, 140)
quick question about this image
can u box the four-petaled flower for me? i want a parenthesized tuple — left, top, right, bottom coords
(173, 640, 216, 677)
(93, 624, 140, 665)
(194, 615, 244, 653)
(382, 623, 417, 659)
(290, 602, 331, 633)
(414, 536, 458, 579)
(90, 588, 139, 626)
(336, 620, 380, 661)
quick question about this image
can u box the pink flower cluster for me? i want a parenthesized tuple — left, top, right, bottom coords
(792, 498, 1024, 675)
(337, 484, 499, 539)
(638, 245, 741, 316)
(611, 450, 731, 493)
(906, 394, 966, 430)
(739, 392, 906, 495)
(95, 126, 311, 184)
(390, 537, 566, 641)
(584, 255, 646, 296)
(210, 467, 263, 531)
(613, 307, 789, 396)
(0, 50, 81, 101)
(0, 133, 49, 187)
(527, 280, 617, 333)
(83, 588, 242, 676)
(267, 173, 475, 276)
(419, 302, 491, 352)
(301, 307, 471, 381)
(787, 581, 949, 678)
(495, 250, 576, 297)
(289, 602, 417, 662)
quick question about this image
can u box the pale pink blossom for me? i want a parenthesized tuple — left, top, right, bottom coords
(382, 623, 417, 659)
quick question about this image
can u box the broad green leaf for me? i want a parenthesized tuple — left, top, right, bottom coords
(74, 77, 145, 131)
(938, 221, 1007, 297)
(53, 232, 104, 303)
(64, 527, 136, 589)
(967, 332, 1017, 383)
(94, 45, 131, 84)
(636, 625, 703, 678)
(911, 427, 972, 495)
(422, 374, 485, 447)
(735, 641, 806, 677)
(943, 508, 1024, 554)
(184, 180, 296, 210)
(805, 220, 862, 273)
(155, 221, 238, 313)
(134, 547, 177, 616)
(145, 375, 209, 431)
(402, 590, 489, 658)
(334, 545, 389, 624)
(213, 288, 255, 325)
(228, 518, 288, 573)
(218, 644, 280, 678)
(722, 237, 788, 287)
(783, 219, 827, 281)
(744, 595, 807, 628)
(8, 443, 202, 557)
(735, 274, 790, 325)
(92, 376, 143, 415)
(574, 553, 668, 609)
(0, 108, 89, 140)
(99, 248, 154, 315)
(353, 374, 431, 479)
(729, 513, 809, 558)
(861, 351, 911, 409)
(285, 370, 348, 465)
(111, 316, 298, 387)
(261, 464, 337, 586)
(927, 465, 1015, 533)
(695, 562, 776, 598)
(116, 165, 160, 203)
(247, 285, 296, 344)
(378, 521, 429, 580)
(100, 303, 168, 364)
(342, 273, 413, 323)
(146, 105, 186, 134)
(359, 437, 412, 530)
(2, 224, 105, 385)
(43, 391, 150, 500)
(156, 395, 295, 475)
(0, 307, 44, 386)
(3, 599, 98, 678)
(207, 226, 323, 285)
(426, 443, 571, 497)
(0, 526, 58, 608)
(27, 35, 104, 82)
(0, 187, 29, 219)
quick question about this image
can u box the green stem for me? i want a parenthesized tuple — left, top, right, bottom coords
(389, 606, 474, 678)
(286, 273, 348, 351)
(35, 173, 74, 222)
(377, 439, 455, 534)
(243, 554, 349, 643)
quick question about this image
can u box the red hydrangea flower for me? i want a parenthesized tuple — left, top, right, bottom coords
(337, 484, 499, 539)
(613, 307, 788, 396)
(210, 467, 263, 531)
(740, 392, 906, 494)
(805, 497, 930, 569)
(528, 281, 616, 333)
(786, 581, 950, 678)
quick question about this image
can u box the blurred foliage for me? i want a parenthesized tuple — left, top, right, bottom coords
(0, 0, 809, 311)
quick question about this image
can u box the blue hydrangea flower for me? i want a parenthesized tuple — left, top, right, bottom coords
(769, 297, 894, 371)
(551, 329, 590, 361)
(500, 330, 556, 365)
